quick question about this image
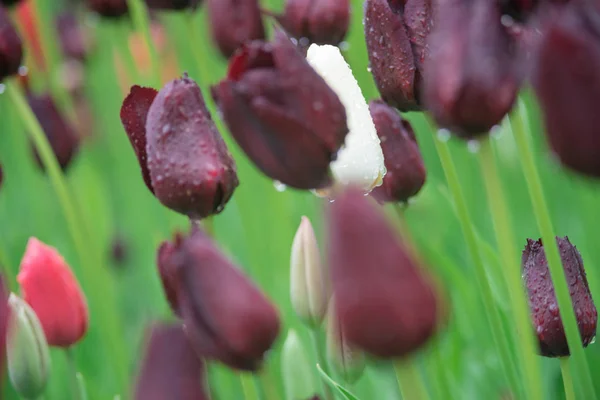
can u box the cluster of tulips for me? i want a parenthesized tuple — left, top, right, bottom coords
(0, 0, 598, 398)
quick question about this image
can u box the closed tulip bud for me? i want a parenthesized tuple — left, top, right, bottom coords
(290, 217, 329, 327)
(369, 100, 426, 204)
(307, 44, 385, 193)
(523, 237, 597, 357)
(7, 294, 51, 400)
(211, 32, 349, 190)
(326, 299, 365, 383)
(56, 13, 89, 62)
(365, 0, 433, 111)
(121, 76, 239, 219)
(281, 330, 319, 400)
(0, 6, 23, 81)
(17, 238, 88, 347)
(29, 94, 80, 171)
(135, 323, 209, 400)
(533, 2, 600, 178)
(424, 0, 519, 138)
(207, 0, 265, 58)
(157, 226, 281, 370)
(146, 0, 201, 10)
(87, 0, 128, 18)
(278, 0, 350, 46)
(329, 188, 441, 358)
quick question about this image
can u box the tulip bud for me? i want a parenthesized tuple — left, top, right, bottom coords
(306, 44, 385, 193)
(87, 0, 128, 18)
(207, 0, 265, 58)
(121, 76, 239, 219)
(424, 0, 519, 138)
(532, 2, 600, 178)
(326, 299, 366, 383)
(7, 294, 51, 400)
(278, 0, 350, 46)
(369, 100, 426, 204)
(290, 217, 329, 327)
(329, 188, 441, 357)
(211, 32, 349, 190)
(0, 6, 23, 81)
(56, 13, 89, 62)
(281, 330, 319, 400)
(365, 0, 433, 111)
(157, 226, 281, 370)
(135, 323, 209, 400)
(146, 0, 201, 10)
(17, 238, 88, 347)
(28, 94, 80, 171)
(523, 237, 597, 357)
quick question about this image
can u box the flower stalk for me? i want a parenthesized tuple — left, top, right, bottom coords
(125, 0, 161, 88)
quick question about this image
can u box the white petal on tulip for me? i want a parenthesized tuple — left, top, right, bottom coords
(307, 44, 385, 192)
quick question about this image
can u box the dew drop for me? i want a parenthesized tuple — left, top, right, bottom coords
(591, 336, 596, 344)
(467, 140, 480, 153)
(273, 180, 287, 192)
(536, 325, 544, 335)
(437, 129, 451, 142)
(339, 41, 350, 51)
(162, 124, 171, 134)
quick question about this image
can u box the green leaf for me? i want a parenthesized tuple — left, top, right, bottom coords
(316, 364, 361, 400)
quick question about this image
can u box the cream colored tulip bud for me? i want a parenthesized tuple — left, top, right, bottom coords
(281, 330, 319, 400)
(290, 216, 329, 327)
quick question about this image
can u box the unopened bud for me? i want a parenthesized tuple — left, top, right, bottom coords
(281, 330, 319, 400)
(7, 294, 51, 400)
(291, 217, 329, 327)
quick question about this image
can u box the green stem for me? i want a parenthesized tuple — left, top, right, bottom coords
(561, 358, 576, 400)
(32, 0, 78, 123)
(186, 11, 211, 87)
(311, 330, 334, 400)
(476, 138, 543, 400)
(426, 118, 519, 392)
(393, 359, 430, 400)
(510, 101, 596, 399)
(126, 0, 162, 88)
(257, 368, 279, 400)
(111, 20, 139, 85)
(5, 79, 129, 395)
(239, 373, 261, 400)
(65, 347, 85, 400)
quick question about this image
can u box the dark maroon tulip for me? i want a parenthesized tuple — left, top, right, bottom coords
(121, 76, 239, 219)
(211, 32, 348, 189)
(56, 13, 89, 62)
(29, 94, 80, 171)
(0, 6, 22, 81)
(329, 187, 440, 358)
(523, 237, 597, 357)
(157, 226, 281, 370)
(146, 0, 201, 10)
(0, 0, 22, 7)
(365, 0, 433, 111)
(278, 0, 350, 46)
(207, 0, 265, 58)
(533, 2, 600, 178)
(369, 100, 426, 203)
(87, 0, 128, 18)
(424, 0, 519, 138)
(135, 323, 209, 400)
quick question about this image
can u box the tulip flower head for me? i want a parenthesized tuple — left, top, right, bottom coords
(523, 237, 597, 357)
(135, 323, 209, 400)
(212, 31, 349, 190)
(87, 0, 128, 18)
(278, 0, 350, 46)
(533, 1, 600, 178)
(157, 226, 281, 370)
(329, 188, 441, 358)
(365, 0, 433, 111)
(207, 0, 265, 58)
(307, 44, 385, 193)
(0, 6, 23, 81)
(0, 0, 23, 7)
(17, 238, 88, 347)
(121, 75, 239, 219)
(369, 100, 426, 204)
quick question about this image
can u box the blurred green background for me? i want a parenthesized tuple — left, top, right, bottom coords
(0, 0, 598, 399)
